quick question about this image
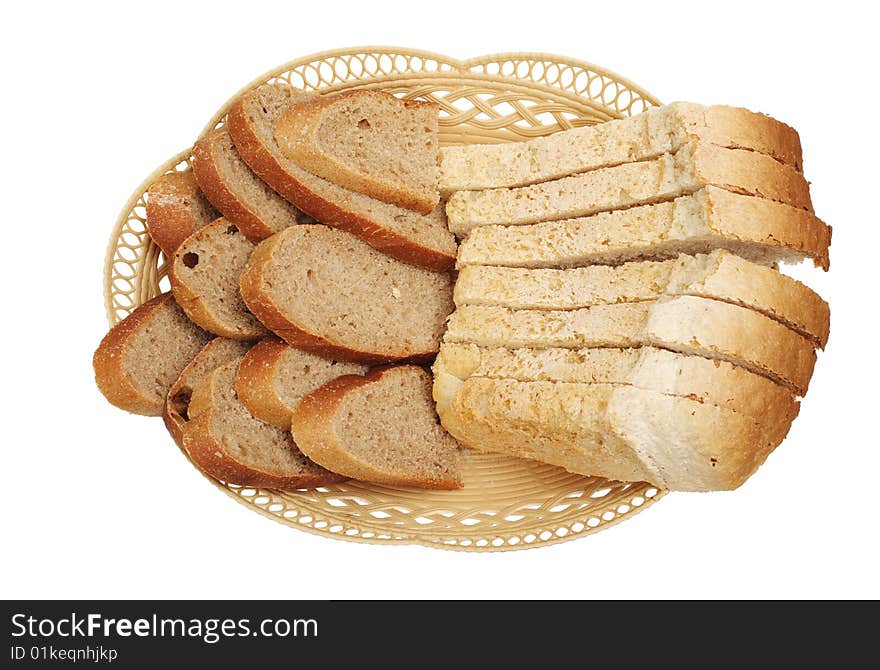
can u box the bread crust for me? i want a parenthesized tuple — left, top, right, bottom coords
(275, 90, 439, 214)
(227, 86, 455, 271)
(234, 338, 297, 430)
(239, 227, 441, 364)
(145, 171, 216, 257)
(291, 366, 462, 489)
(94, 294, 178, 416)
(183, 363, 345, 489)
(168, 218, 269, 340)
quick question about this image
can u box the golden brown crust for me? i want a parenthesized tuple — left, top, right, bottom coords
(238, 230, 438, 364)
(94, 294, 177, 416)
(226, 87, 455, 271)
(234, 338, 295, 430)
(182, 364, 345, 489)
(145, 171, 216, 257)
(291, 366, 462, 490)
(192, 129, 277, 243)
(275, 90, 439, 214)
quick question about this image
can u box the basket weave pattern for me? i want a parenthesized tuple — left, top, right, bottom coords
(104, 48, 665, 550)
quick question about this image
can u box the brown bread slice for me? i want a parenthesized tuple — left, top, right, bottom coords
(145, 170, 218, 257)
(164, 338, 253, 445)
(94, 293, 212, 416)
(184, 359, 345, 489)
(275, 90, 440, 213)
(235, 338, 368, 429)
(169, 218, 268, 340)
(193, 127, 313, 243)
(227, 84, 456, 271)
(291, 365, 462, 489)
(240, 224, 454, 364)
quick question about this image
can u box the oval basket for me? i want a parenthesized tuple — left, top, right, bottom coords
(104, 47, 666, 551)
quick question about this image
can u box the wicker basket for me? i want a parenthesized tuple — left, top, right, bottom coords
(104, 47, 666, 551)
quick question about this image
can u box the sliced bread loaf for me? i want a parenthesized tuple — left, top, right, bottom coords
(239, 224, 454, 364)
(164, 337, 253, 445)
(446, 142, 813, 235)
(439, 101, 803, 192)
(169, 218, 268, 340)
(434, 344, 797, 418)
(290, 366, 462, 489)
(445, 296, 816, 395)
(456, 187, 831, 271)
(434, 375, 797, 491)
(145, 170, 217, 257)
(454, 250, 830, 348)
(275, 90, 440, 214)
(183, 358, 345, 489)
(227, 84, 456, 271)
(193, 127, 313, 243)
(235, 338, 368, 429)
(94, 293, 212, 416)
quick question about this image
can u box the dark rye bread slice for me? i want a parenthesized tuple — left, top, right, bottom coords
(227, 84, 456, 271)
(290, 365, 462, 489)
(164, 337, 253, 445)
(274, 89, 440, 214)
(235, 338, 368, 430)
(169, 218, 269, 340)
(145, 170, 218, 257)
(94, 293, 212, 415)
(192, 127, 314, 243)
(240, 224, 454, 364)
(184, 358, 345, 489)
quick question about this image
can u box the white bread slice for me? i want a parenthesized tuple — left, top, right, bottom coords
(145, 170, 217, 257)
(193, 127, 313, 243)
(227, 85, 456, 271)
(274, 90, 440, 214)
(434, 344, 796, 418)
(239, 224, 454, 364)
(94, 293, 212, 416)
(456, 187, 831, 271)
(235, 338, 368, 430)
(444, 296, 816, 395)
(164, 337, 253, 445)
(433, 374, 797, 491)
(439, 102, 803, 192)
(183, 358, 345, 489)
(290, 365, 462, 489)
(446, 142, 813, 235)
(454, 250, 830, 348)
(169, 218, 269, 340)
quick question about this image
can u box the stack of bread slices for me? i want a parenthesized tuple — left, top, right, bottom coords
(434, 102, 830, 491)
(95, 86, 463, 491)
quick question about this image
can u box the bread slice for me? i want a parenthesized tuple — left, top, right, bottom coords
(239, 224, 454, 364)
(454, 250, 830, 348)
(290, 365, 462, 489)
(145, 170, 217, 256)
(183, 358, 345, 489)
(434, 375, 797, 491)
(275, 90, 440, 214)
(235, 338, 368, 429)
(94, 293, 212, 416)
(446, 142, 813, 235)
(169, 218, 268, 340)
(434, 344, 797, 418)
(445, 296, 816, 395)
(439, 102, 803, 192)
(193, 127, 313, 243)
(227, 85, 456, 271)
(164, 337, 253, 445)
(457, 187, 831, 271)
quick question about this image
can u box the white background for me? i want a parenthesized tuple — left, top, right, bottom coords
(2, 1, 877, 600)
